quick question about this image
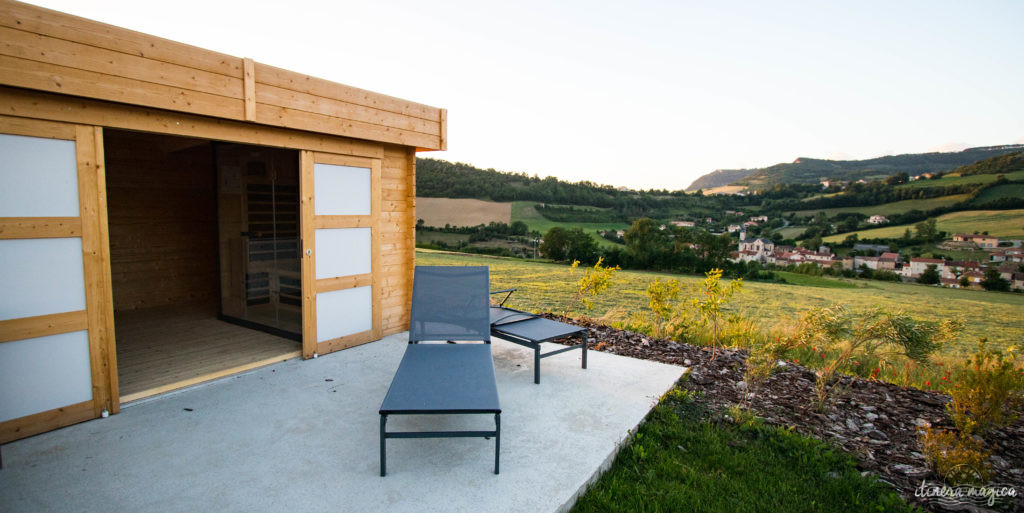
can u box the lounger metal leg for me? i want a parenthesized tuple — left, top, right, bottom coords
(582, 333, 588, 370)
(533, 345, 541, 384)
(380, 414, 387, 476)
(494, 413, 500, 475)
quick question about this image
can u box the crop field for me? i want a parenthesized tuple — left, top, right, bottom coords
(821, 209, 1024, 242)
(511, 201, 628, 247)
(415, 197, 511, 227)
(789, 194, 971, 217)
(415, 250, 1024, 357)
(895, 169, 1024, 189)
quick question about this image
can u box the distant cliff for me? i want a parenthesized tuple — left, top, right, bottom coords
(685, 168, 757, 191)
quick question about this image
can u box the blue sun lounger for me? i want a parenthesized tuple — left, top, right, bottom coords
(379, 266, 500, 476)
(489, 289, 588, 384)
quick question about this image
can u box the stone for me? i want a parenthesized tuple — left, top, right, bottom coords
(846, 418, 859, 431)
(865, 430, 888, 441)
(865, 412, 878, 421)
(914, 418, 930, 428)
(735, 381, 748, 391)
(683, 359, 692, 366)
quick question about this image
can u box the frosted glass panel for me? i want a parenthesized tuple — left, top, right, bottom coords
(0, 330, 93, 423)
(0, 238, 86, 321)
(315, 228, 371, 279)
(316, 286, 372, 342)
(314, 163, 371, 215)
(0, 133, 79, 217)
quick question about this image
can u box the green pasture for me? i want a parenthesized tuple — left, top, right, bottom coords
(511, 201, 628, 248)
(789, 194, 971, 217)
(821, 209, 1024, 242)
(895, 169, 1024, 189)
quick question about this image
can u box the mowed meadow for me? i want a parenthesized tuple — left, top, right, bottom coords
(416, 250, 1024, 358)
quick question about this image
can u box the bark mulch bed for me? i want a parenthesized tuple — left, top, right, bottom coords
(541, 314, 1023, 512)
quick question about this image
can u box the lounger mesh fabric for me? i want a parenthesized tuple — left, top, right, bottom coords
(408, 266, 491, 343)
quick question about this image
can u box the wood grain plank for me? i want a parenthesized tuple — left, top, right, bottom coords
(0, 86, 384, 159)
(0, 217, 81, 238)
(257, 83, 440, 136)
(0, 399, 93, 444)
(76, 124, 114, 416)
(299, 150, 317, 358)
(254, 61, 440, 121)
(0, 310, 88, 343)
(0, 113, 75, 139)
(0, 54, 243, 120)
(315, 273, 372, 293)
(254, 103, 440, 151)
(0, 25, 243, 99)
(0, 0, 243, 76)
(243, 57, 255, 121)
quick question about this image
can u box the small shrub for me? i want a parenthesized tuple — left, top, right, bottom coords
(918, 426, 991, 483)
(691, 268, 743, 360)
(645, 278, 680, 338)
(946, 338, 1024, 436)
(563, 257, 620, 316)
(790, 304, 962, 409)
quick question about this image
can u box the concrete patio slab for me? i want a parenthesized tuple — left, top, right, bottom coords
(0, 332, 685, 513)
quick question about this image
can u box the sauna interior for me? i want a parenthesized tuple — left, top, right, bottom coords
(104, 129, 301, 402)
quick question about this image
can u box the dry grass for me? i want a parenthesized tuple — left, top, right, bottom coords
(415, 197, 512, 227)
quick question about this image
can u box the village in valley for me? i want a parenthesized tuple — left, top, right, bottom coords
(730, 224, 1024, 290)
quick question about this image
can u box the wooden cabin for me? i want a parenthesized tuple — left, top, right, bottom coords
(0, 0, 444, 443)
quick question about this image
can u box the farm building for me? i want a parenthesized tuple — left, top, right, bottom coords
(0, 0, 444, 444)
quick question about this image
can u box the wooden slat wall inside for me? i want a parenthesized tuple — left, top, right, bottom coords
(104, 130, 218, 312)
(0, 0, 445, 150)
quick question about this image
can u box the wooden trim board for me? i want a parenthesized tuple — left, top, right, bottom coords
(0, 310, 88, 343)
(0, 400, 94, 444)
(119, 351, 301, 404)
(0, 217, 82, 239)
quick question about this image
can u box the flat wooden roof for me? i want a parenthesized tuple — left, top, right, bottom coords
(0, 0, 446, 150)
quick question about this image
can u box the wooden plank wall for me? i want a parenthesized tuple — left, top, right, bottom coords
(379, 144, 416, 334)
(0, 0, 445, 150)
(104, 130, 218, 311)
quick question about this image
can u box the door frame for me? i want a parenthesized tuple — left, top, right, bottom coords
(299, 151, 382, 358)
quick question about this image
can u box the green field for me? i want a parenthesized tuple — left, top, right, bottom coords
(895, 169, 1024, 189)
(821, 209, 1024, 242)
(776, 226, 806, 239)
(416, 249, 1024, 356)
(790, 194, 971, 217)
(511, 201, 629, 247)
(973, 183, 1024, 203)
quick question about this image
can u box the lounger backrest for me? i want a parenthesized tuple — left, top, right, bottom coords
(409, 266, 491, 343)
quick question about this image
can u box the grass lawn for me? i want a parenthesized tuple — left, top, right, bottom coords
(572, 392, 916, 513)
(789, 194, 971, 217)
(415, 249, 1024, 357)
(821, 209, 1024, 242)
(511, 201, 629, 248)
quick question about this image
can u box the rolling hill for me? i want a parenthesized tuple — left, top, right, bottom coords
(686, 144, 1024, 191)
(685, 168, 757, 191)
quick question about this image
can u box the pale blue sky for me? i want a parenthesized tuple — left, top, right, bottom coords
(26, 0, 1024, 189)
